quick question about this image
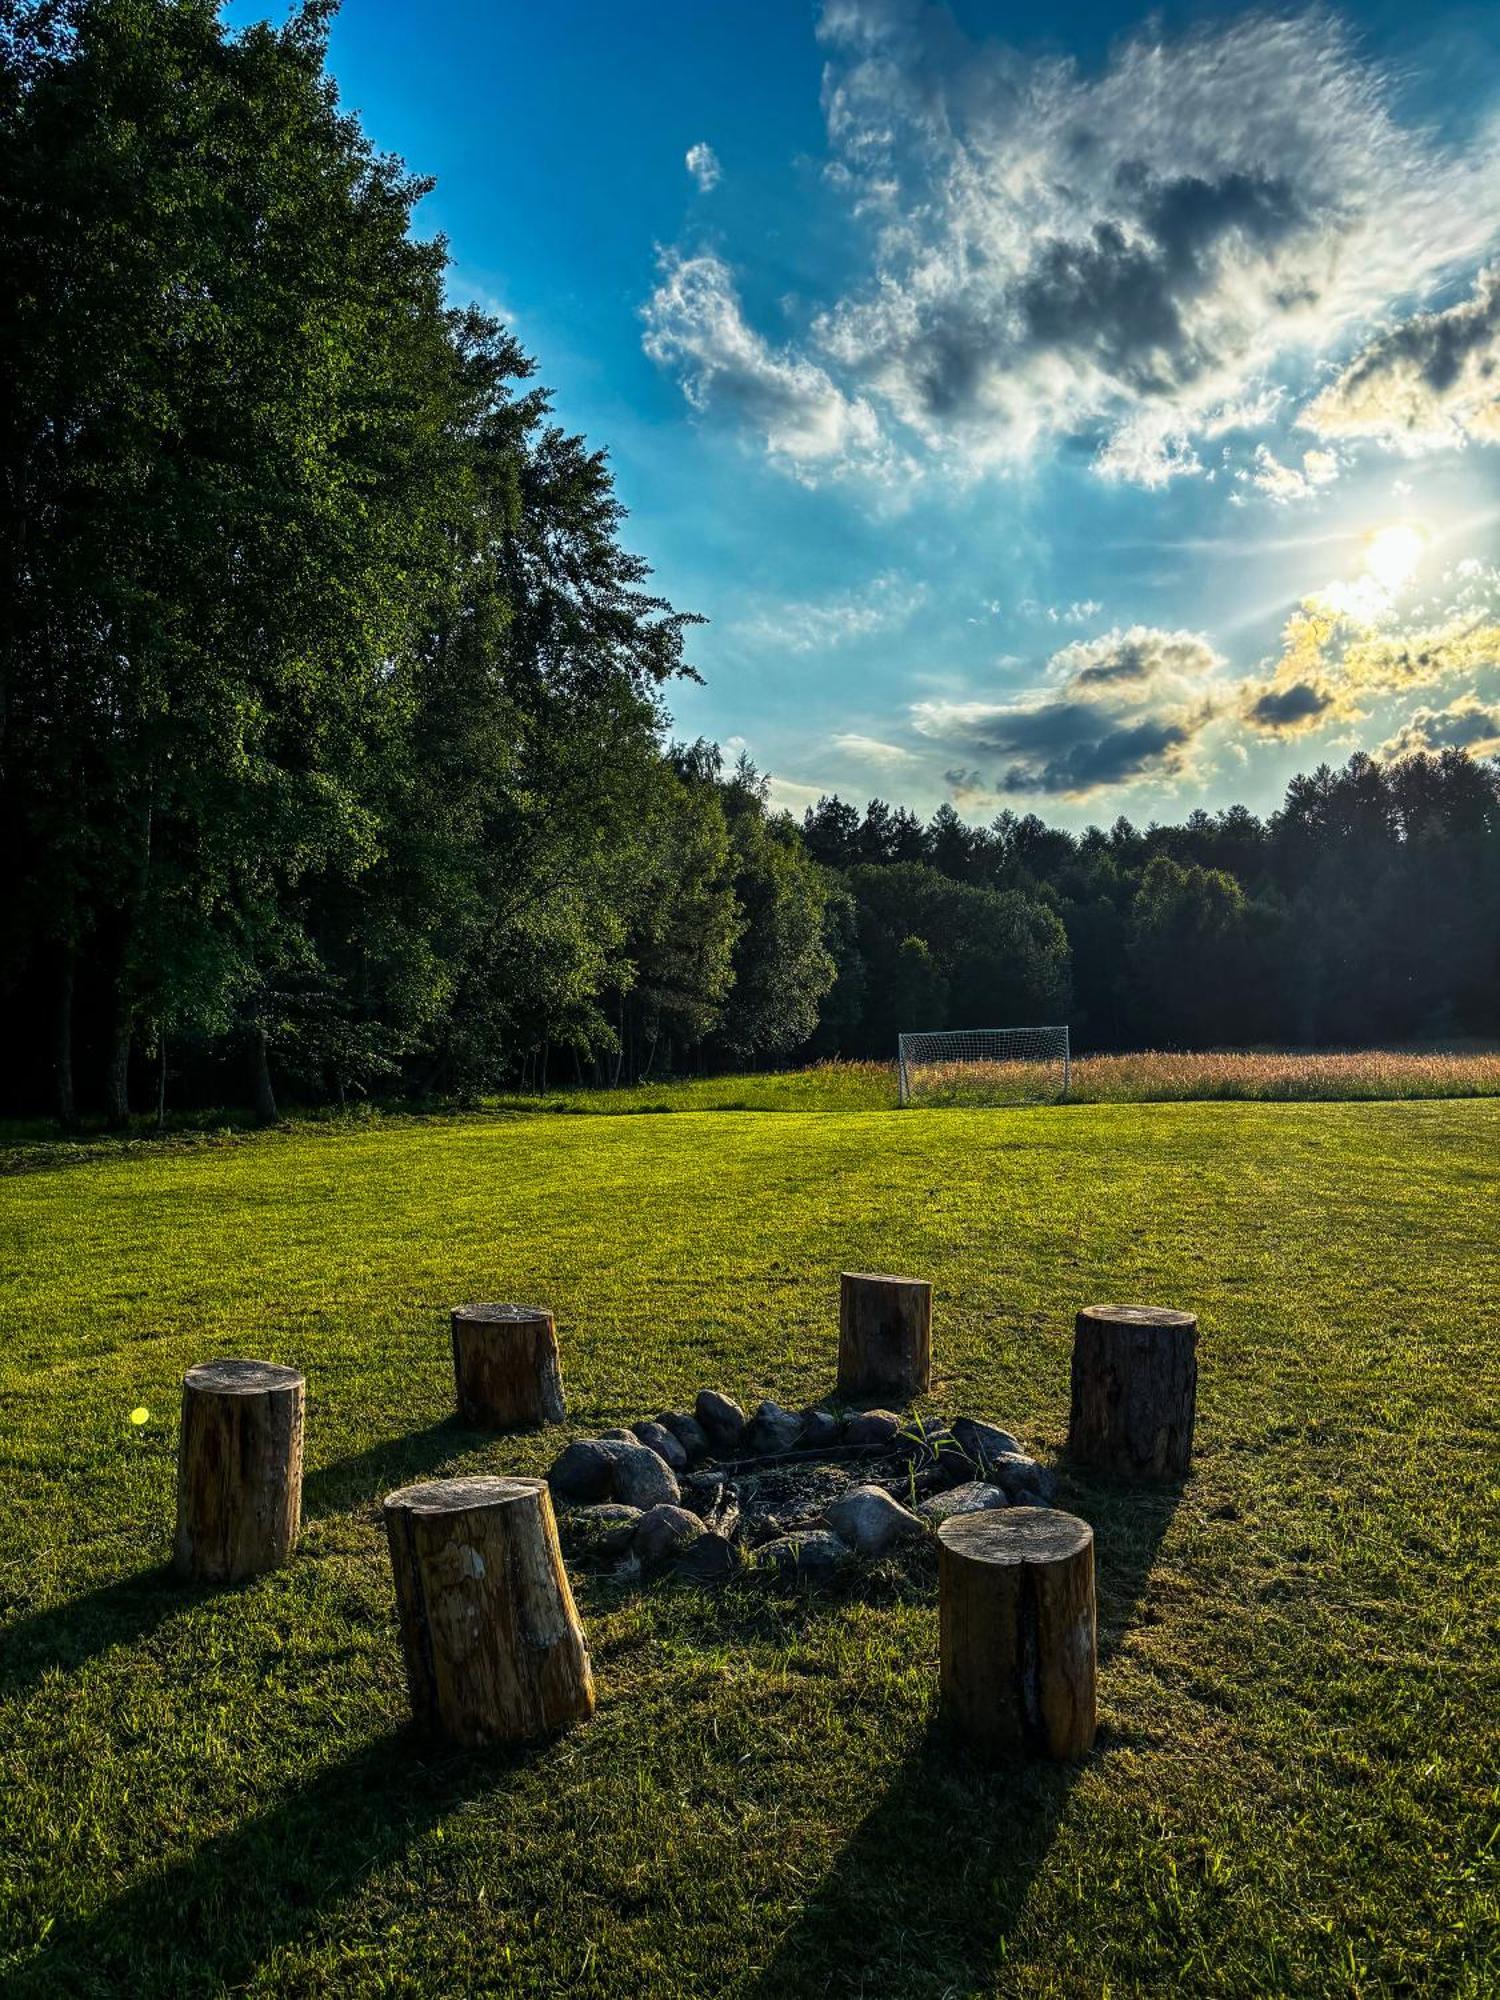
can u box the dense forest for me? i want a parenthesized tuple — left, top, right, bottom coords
(3, 0, 1498, 1124)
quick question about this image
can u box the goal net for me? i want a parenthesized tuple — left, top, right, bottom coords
(897, 1025, 1071, 1107)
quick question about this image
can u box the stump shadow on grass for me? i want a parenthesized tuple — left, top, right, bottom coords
(302, 1415, 498, 1519)
(743, 1475, 1184, 2000)
(0, 1564, 195, 1703)
(0, 1422, 491, 1702)
(9, 1728, 550, 1998)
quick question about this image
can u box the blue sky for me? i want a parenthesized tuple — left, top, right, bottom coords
(237, 1, 1500, 827)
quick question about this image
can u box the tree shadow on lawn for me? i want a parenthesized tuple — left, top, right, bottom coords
(743, 1474, 1184, 2000)
(9, 1727, 551, 1998)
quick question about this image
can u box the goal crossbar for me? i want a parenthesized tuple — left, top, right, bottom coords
(897, 1025, 1071, 1107)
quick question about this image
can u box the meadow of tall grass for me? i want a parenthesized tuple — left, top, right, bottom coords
(517, 1046, 1500, 1114)
(906, 1046, 1500, 1107)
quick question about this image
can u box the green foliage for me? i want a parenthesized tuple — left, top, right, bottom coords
(1, 0, 783, 1117)
(710, 762, 837, 1060)
(844, 861, 1072, 1051)
(2, 1100, 1496, 1994)
(806, 750, 1500, 1053)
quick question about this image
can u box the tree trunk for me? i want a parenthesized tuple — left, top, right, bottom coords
(837, 1271, 932, 1404)
(938, 1507, 1096, 1761)
(451, 1303, 566, 1429)
(250, 1025, 278, 1122)
(104, 1007, 131, 1128)
(1068, 1304, 1198, 1479)
(383, 1474, 594, 1745)
(174, 1360, 305, 1582)
(53, 948, 76, 1128)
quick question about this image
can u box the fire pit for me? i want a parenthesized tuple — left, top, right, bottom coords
(547, 1391, 1055, 1587)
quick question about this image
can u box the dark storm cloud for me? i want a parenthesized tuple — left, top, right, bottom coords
(1243, 680, 1335, 732)
(1013, 171, 1304, 399)
(916, 690, 1213, 797)
(997, 715, 1196, 795)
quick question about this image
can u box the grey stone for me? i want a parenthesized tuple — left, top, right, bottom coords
(598, 1428, 636, 1443)
(632, 1420, 688, 1471)
(987, 1451, 1056, 1503)
(842, 1409, 902, 1448)
(562, 1502, 642, 1554)
(632, 1503, 705, 1565)
(755, 1530, 850, 1586)
(824, 1484, 925, 1557)
(658, 1410, 711, 1463)
(742, 1399, 805, 1456)
(952, 1417, 1026, 1467)
(673, 1530, 741, 1583)
(695, 1390, 747, 1455)
(798, 1407, 842, 1451)
(917, 1481, 1008, 1525)
(547, 1439, 617, 1505)
(599, 1439, 681, 1509)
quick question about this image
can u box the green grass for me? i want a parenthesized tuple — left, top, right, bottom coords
(2, 1099, 1497, 1996)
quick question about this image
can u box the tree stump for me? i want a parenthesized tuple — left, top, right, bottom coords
(383, 1475, 594, 1745)
(938, 1507, 1096, 1761)
(173, 1360, 305, 1583)
(1069, 1304, 1198, 1479)
(451, 1303, 566, 1429)
(837, 1271, 932, 1403)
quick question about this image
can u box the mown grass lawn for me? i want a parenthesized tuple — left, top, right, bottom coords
(2, 1098, 1497, 1997)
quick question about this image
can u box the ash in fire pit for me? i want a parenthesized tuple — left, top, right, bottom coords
(548, 1390, 1055, 1588)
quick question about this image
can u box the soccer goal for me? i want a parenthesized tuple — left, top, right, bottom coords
(896, 1025, 1071, 1107)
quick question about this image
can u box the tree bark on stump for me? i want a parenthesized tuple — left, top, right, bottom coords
(451, 1303, 565, 1429)
(938, 1507, 1096, 1762)
(837, 1272, 932, 1404)
(1068, 1304, 1198, 1479)
(174, 1360, 305, 1583)
(383, 1475, 594, 1746)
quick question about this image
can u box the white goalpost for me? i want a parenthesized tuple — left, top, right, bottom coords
(896, 1025, 1071, 1107)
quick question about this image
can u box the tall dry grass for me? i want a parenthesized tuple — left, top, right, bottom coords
(902, 1047, 1500, 1106)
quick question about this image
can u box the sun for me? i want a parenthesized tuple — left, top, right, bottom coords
(1361, 521, 1427, 595)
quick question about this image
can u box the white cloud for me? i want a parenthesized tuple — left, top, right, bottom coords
(1044, 625, 1224, 698)
(645, 5, 1500, 488)
(641, 250, 893, 480)
(766, 775, 832, 813)
(1380, 693, 1500, 760)
(832, 731, 916, 765)
(1301, 264, 1500, 450)
(685, 142, 722, 193)
(737, 572, 926, 650)
(812, 5, 1500, 484)
(1245, 444, 1340, 502)
(1018, 597, 1104, 626)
